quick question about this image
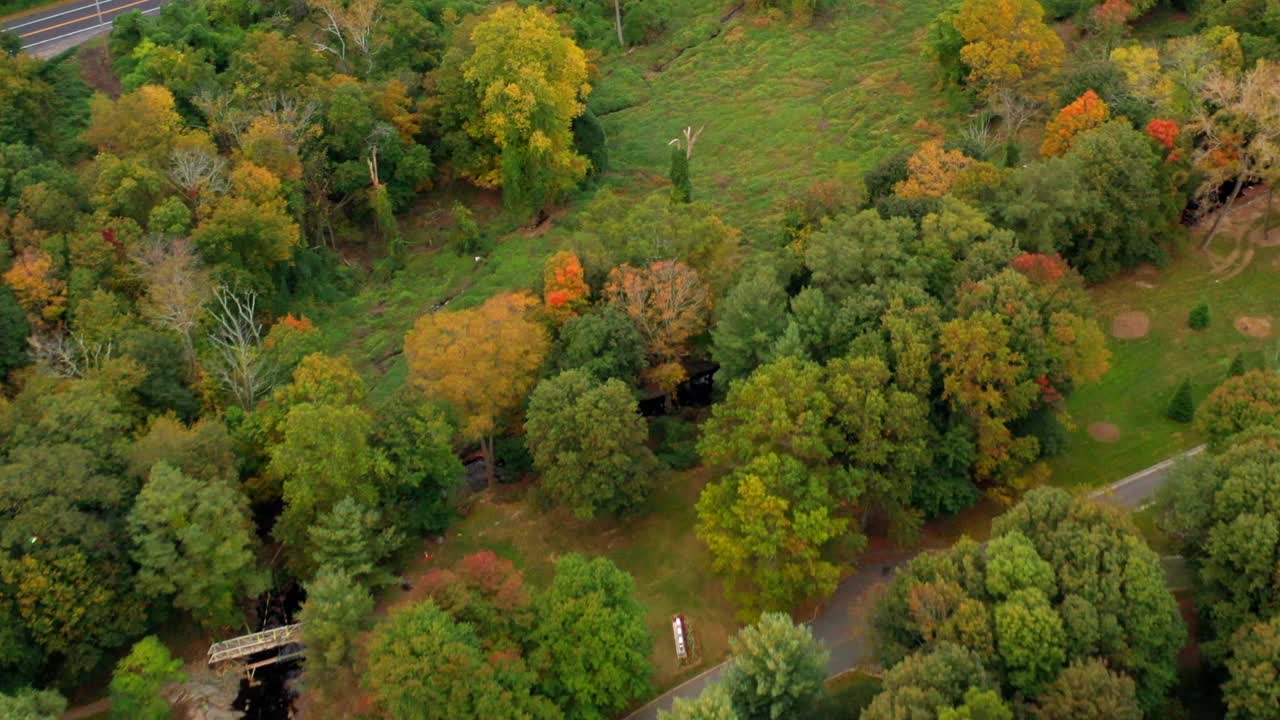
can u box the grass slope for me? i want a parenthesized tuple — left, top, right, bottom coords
(600, 0, 962, 241)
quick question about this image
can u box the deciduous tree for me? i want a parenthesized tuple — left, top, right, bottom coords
(696, 453, 851, 616)
(954, 0, 1066, 102)
(1223, 615, 1280, 720)
(0, 688, 65, 720)
(554, 306, 647, 384)
(1041, 91, 1110, 158)
(1032, 658, 1142, 720)
(543, 251, 590, 326)
(1195, 370, 1280, 450)
(404, 292, 550, 487)
(530, 554, 653, 720)
(525, 370, 657, 518)
(129, 463, 266, 630)
(711, 266, 789, 385)
(108, 636, 185, 720)
(604, 261, 711, 365)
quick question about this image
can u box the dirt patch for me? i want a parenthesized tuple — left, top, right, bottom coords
(1088, 422, 1122, 443)
(1135, 281, 1157, 289)
(1111, 311, 1151, 339)
(1235, 316, 1273, 338)
(77, 44, 122, 97)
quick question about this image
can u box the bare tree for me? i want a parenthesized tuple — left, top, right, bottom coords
(209, 287, 273, 410)
(169, 148, 231, 211)
(308, 0, 383, 74)
(133, 237, 212, 375)
(28, 331, 113, 379)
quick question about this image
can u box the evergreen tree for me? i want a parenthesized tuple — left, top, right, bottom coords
(1229, 352, 1246, 377)
(299, 568, 373, 678)
(722, 613, 828, 720)
(307, 497, 403, 587)
(0, 282, 30, 378)
(1167, 379, 1194, 423)
(670, 144, 692, 203)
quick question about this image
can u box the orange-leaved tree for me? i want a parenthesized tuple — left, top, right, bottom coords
(404, 292, 550, 487)
(1041, 90, 1110, 157)
(895, 139, 976, 199)
(604, 260, 710, 366)
(3, 248, 66, 329)
(542, 251, 589, 326)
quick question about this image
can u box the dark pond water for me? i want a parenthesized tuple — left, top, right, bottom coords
(231, 582, 306, 719)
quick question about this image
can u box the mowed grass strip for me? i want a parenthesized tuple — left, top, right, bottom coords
(1050, 238, 1280, 487)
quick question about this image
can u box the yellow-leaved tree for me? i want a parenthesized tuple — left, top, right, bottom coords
(458, 4, 591, 213)
(954, 0, 1065, 103)
(404, 292, 550, 486)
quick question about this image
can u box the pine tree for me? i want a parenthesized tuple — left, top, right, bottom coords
(1167, 379, 1194, 423)
(670, 144, 692, 204)
(1229, 352, 1246, 377)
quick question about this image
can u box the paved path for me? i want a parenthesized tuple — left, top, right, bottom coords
(623, 445, 1208, 720)
(2, 0, 171, 57)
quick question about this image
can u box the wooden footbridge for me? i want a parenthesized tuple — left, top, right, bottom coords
(207, 624, 305, 679)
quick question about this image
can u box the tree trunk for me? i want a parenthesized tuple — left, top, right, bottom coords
(483, 435, 496, 489)
(614, 0, 625, 49)
(1202, 174, 1246, 251)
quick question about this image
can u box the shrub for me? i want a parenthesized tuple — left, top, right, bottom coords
(1188, 302, 1210, 330)
(1167, 379, 1194, 423)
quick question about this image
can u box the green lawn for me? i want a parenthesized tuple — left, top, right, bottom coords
(1050, 230, 1280, 487)
(600, 0, 964, 242)
(415, 469, 738, 691)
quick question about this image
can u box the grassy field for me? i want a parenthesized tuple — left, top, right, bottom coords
(393, 469, 738, 692)
(599, 0, 963, 241)
(1050, 204, 1280, 487)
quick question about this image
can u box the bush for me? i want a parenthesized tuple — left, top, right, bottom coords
(1167, 379, 1194, 423)
(1189, 302, 1210, 330)
(493, 435, 534, 481)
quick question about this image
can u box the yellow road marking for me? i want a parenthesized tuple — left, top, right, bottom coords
(19, 0, 151, 38)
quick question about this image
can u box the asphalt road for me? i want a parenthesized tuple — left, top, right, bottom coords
(623, 445, 1207, 720)
(2, 0, 170, 57)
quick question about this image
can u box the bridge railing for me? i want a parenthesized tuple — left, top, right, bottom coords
(207, 624, 303, 665)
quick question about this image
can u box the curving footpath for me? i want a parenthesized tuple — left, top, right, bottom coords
(622, 445, 1207, 720)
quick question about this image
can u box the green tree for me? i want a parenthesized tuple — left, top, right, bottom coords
(1059, 120, 1177, 281)
(1195, 370, 1280, 450)
(1230, 352, 1247, 377)
(307, 497, 402, 588)
(1189, 302, 1211, 329)
(1223, 615, 1280, 720)
(711, 266, 789, 385)
(863, 644, 995, 720)
(0, 282, 30, 378)
(128, 462, 267, 630)
(994, 589, 1066, 695)
(1167, 379, 1195, 423)
(554, 306, 648, 384)
(299, 568, 374, 678)
(873, 489, 1183, 712)
(269, 402, 387, 563)
(108, 636, 186, 720)
(670, 143, 692, 203)
(659, 685, 738, 720)
(364, 600, 559, 720)
(722, 612, 828, 720)
(454, 4, 591, 212)
(1032, 658, 1142, 720)
(1160, 427, 1280, 659)
(940, 688, 1013, 720)
(0, 688, 65, 720)
(373, 392, 464, 535)
(696, 454, 852, 616)
(698, 357, 834, 468)
(525, 370, 657, 518)
(531, 554, 653, 720)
